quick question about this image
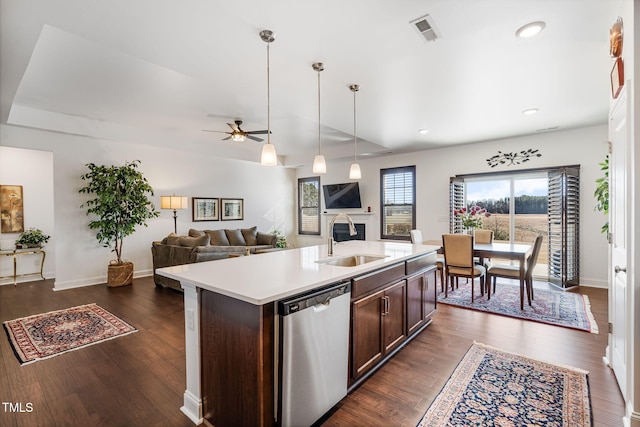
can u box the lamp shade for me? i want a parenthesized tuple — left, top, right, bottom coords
(349, 163, 362, 180)
(160, 196, 188, 210)
(261, 143, 278, 166)
(312, 154, 327, 174)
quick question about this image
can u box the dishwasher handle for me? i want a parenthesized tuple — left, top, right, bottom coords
(278, 281, 351, 316)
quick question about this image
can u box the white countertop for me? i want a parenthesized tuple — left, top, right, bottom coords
(156, 240, 439, 305)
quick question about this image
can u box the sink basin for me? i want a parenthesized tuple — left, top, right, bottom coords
(316, 254, 388, 267)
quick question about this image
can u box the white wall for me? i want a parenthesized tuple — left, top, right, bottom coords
(1, 124, 297, 290)
(296, 124, 609, 287)
(0, 146, 55, 283)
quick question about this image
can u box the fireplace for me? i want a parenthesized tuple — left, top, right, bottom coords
(332, 223, 366, 242)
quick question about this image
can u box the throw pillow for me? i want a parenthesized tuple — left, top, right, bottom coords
(225, 229, 246, 246)
(189, 229, 206, 237)
(241, 226, 258, 246)
(257, 232, 276, 246)
(166, 233, 181, 245)
(206, 229, 230, 246)
(179, 235, 210, 247)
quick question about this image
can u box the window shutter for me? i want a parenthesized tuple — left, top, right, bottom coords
(449, 177, 464, 234)
(547, 167, 580, 287)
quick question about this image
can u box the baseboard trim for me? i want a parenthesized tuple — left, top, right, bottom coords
(53, 269, 153, 291)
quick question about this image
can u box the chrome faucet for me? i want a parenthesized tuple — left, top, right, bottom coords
(328, 213, 357, 255)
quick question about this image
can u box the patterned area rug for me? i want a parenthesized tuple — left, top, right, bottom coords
(3, 303, 136, 365)
(437, 282, 598, 333)
(417, 342, 592, 427)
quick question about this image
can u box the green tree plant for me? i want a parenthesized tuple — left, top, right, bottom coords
(594, 155, 609, 235)
(79, 160, 159, 264)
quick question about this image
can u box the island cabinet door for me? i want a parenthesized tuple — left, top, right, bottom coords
(351, 288, 385, 379)
(383, 280, 406, 354)
(406, 267, 437, 336)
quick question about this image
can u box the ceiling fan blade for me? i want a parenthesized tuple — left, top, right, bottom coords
(222, 136, 232, 141)
(227, 122, 240, 132)
(247, 135, 264, 142)
(246, 130, 269, 135)
(202, 129, 230, 133)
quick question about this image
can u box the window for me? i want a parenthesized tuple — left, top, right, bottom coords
(298, 177, 321, 235)
(380, 166, 415, 240)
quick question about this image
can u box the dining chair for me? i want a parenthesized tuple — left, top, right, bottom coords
(486, 234, 544, 310)
(473, 229, 494, 267)
(410, 229, 446, 291)
(441, 234, 486, 302)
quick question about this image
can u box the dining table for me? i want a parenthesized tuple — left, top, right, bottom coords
(424, 239, 533, 309)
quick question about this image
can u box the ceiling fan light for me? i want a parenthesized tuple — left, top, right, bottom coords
(261, 143, 278, 166)
(231, 133, 245, 142)
(349, 162, 361, 180)
(313, 154, 327, 174)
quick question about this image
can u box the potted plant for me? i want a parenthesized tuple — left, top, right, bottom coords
(79, 160, 160, 287)
(15, 227, 50, 249)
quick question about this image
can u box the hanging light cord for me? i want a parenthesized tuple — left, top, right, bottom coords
(317, 70, 321, 155)
(266, 42, 271, 145)
(353, 88, 357, 162)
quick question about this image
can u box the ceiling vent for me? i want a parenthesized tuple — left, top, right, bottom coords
(410, 14, 440, 42)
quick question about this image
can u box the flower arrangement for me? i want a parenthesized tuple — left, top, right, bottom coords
(15, 227, 50, 248)
(454, 206, 491, 229)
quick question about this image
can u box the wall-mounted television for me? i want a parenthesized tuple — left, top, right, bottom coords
(323, 182, 362, 209)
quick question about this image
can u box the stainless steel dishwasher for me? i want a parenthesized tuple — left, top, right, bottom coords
(277, 281, 351, 427)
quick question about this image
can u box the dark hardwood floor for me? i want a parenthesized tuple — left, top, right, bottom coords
(0, 277, 625, 427)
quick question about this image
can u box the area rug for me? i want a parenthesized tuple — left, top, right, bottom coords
(417, 342, 592, 427)
(3, 303, 136, 365)
(437, 282, 598, 333)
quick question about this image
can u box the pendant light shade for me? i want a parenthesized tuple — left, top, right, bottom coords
(312, 62, 326, 174)
(349, 84, 361, 180)
(260, 30, 278, 166)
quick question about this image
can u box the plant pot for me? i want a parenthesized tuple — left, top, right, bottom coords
(107, 262, 133, 287)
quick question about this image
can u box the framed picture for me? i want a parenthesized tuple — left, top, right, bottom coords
(611, 57, 624, 99)
(221, 198, 244, 221)
(192, 197, 219, 221)
(0, 185, 24, 233)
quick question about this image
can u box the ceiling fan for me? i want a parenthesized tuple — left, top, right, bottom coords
(202, 120, 269, 142)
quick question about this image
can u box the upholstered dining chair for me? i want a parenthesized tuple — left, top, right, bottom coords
(473, 229, 494, 267)
(410, 229, 446, 290)
(486, 234, 544, 310)
(441, 234, 486, 302)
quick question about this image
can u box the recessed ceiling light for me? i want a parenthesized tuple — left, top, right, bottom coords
(418, 129, 430, 134)
(516, 21, 546, 38)
(522, 108, 539, 115)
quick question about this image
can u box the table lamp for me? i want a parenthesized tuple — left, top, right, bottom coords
(160, 195, 188, 234)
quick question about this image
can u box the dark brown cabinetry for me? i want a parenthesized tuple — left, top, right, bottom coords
(351, 280, 406, 380)
(406, 266, 437, 335)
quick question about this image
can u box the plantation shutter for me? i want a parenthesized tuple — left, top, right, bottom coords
(449, 177, 465, 234)
(547, 167, 580, 287)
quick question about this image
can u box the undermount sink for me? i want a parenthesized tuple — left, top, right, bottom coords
(316, 254, 388, 267)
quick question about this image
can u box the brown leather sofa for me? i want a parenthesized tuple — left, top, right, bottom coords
(152, 226, 278, 290)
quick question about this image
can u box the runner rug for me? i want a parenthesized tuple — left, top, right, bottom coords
(437, 282, 598, 333)
(417, 342, 592, 427)
(3, 303, 136, 365)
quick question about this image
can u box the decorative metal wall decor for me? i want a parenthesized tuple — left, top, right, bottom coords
(0, 185, 24, 233)
(486, 149, 541, 168)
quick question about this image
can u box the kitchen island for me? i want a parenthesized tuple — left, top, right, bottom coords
(157, 240, 440, 426)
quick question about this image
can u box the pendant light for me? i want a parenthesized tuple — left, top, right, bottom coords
(312, 62, 327, 174)
(260, 30, 278, 166)
(349, 84, 361, 179)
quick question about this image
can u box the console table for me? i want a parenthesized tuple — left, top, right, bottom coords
(0, 248, 46, 286)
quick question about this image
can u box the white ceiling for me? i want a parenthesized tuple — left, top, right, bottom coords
(0, 0, 619, 167)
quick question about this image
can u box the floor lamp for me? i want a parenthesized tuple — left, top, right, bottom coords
(160, 195, 188, 234)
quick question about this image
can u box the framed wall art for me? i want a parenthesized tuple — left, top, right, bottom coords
(611, 57, 624, 99)
(221, 198, 244, 221)
(192, 197, 219, 221)
(0, 185, 24, 233)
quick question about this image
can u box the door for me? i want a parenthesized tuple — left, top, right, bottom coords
(383, 280, 406, 353)
(351, 289, 384, 379)
(609, 87, 627, 399)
